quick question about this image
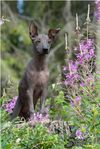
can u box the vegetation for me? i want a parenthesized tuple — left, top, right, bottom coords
(1, 1, 100, 149)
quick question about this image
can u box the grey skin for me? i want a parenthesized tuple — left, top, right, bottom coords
(11, 22, 60, 120)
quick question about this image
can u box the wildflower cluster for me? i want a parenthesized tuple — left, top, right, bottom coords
(64, 38, 95, 96)
(29, 111, 49, 126)
(76, 129, 86, 140)
(2, 97, 49, 125)
(76, 39, 95, 63)
(63, 38, 96, 140)
(95, 0, 100, 21)
(2, 96, 17, 113)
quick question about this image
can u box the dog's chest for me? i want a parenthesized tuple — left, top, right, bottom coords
(29, 70, 49, 86)
(37, 71, 49, 85)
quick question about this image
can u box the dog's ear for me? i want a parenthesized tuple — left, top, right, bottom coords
(48, 28, 60, 40)
(29, 21, 38, 39)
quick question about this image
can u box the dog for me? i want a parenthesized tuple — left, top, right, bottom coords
(11, 22, 60, 120)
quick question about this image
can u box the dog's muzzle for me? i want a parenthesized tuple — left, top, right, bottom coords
(43, 48, 49, 54)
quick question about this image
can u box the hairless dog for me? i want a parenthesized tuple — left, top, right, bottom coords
(11, 22, 60, 120)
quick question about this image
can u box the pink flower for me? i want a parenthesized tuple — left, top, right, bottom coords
(76, 129, 85, 140)
(95, 0, 100, 21)
(70, 96, 81, 107)
(76, 96, 81, 102)
(29, 111, 49, 126)
(2, 96, 18, 113)
(80, 82, 85, 87)
(63, 66, 67, 71)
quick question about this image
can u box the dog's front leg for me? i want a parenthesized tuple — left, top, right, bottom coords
(40, 88, 47, 113)
(27, 88, 34, 119)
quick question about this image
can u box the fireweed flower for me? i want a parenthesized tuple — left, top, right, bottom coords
(63, 66, 67, 71)
(63, 37, 95, 105)
(76, 54, 84, 64)
(69, 61, 79, 73)
(2, 97, 49, 126)
(80, 82, 85, 87)
(33, 112, 43, 121)
(76, 39, 95, 62)
(65, 73, 80, 86)
(29, 111, 49, 126)
(64, 61, 80, 86)
(70, 96, 81, 107)
(75, 96, 81, 105)
(2, 96, 18, 113)
(95, 0, 100, 21)
(76, 129, 85, 140)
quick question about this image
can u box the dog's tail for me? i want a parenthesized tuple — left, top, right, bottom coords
(10, 97, 22, 120)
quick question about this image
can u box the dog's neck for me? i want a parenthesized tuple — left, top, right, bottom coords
(32, 50, 48, 71)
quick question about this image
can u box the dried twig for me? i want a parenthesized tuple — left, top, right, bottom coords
(65, 32, 68, 51)
(86, 4, 91, 39)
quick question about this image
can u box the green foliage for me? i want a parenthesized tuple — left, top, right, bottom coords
(1, 1, 100, 149)
(1, 122, 65, 149)
(1, 83, 99, 148)
(50, 90, 70, 121)
(1, 20, 31, 78)
(49, 82, 100, 148)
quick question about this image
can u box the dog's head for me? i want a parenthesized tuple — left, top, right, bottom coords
(29, 21, 60, 54)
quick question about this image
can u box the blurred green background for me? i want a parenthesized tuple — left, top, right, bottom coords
(1, 0, 95, 97)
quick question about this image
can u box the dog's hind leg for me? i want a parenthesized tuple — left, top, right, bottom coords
(10, 97, 22, 120)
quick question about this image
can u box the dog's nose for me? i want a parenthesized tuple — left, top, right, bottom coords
(43, 48, 48, 54)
